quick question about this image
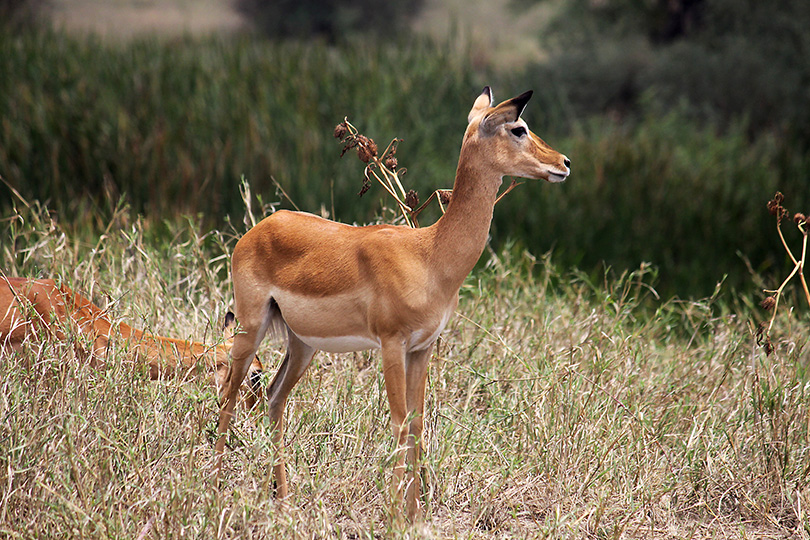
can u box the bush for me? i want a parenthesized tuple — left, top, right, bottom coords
(533, 0, 810, 143)
(0, 0, 48, 31)
(233, 0, 425, 41)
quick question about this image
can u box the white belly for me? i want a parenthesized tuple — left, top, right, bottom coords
(274, 289, 454, 354)
(295, 333, 381, 354)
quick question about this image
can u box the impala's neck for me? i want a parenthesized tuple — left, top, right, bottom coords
(432, 143, 503, 288)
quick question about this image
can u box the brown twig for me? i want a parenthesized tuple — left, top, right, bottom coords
(408, 189, 453, 225)
(495, 178, 524, 205)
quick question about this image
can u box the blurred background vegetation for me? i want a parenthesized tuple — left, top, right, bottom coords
(1, 0, 808, 298)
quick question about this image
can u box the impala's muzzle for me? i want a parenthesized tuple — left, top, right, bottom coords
(546, 155, 571, 183)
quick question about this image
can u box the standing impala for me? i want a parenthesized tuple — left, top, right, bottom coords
(216, 87, 570, 519)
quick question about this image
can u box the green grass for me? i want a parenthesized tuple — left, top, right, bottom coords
(0, 30, 478, 224)
(2, 30, 809, 297)
(2, 197, 809, 538)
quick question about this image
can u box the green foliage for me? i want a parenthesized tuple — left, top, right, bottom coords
(0, 30, 476, 227)
(1, 29, 808, 297)
(493, 106, 810, 296)
(533, 0, 810, 141)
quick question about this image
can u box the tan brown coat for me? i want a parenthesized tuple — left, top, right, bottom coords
(0, 277, 263, 407)
(216, 87, 571, 519)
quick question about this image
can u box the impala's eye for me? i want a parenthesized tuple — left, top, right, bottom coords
(510, 126, 527, 137)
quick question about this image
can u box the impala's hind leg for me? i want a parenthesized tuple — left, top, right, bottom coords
(215, 302, 273, 478)
(266, 329, 316, 498)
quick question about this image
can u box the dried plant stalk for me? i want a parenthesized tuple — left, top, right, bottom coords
(335, 118, 418, 227)
(758, 191, 810, 355)
(334, 118, 525, 228)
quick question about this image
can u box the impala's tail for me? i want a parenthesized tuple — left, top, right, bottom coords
(266, 297, 289, 344)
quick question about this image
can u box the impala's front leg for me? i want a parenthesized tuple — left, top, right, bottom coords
(405, 346, 432, 520)
(380, 338, 409, 516)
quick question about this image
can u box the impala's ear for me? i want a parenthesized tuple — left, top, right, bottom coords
(480, 90, 533, 134)
(468, 86, 493, 123)
(223, 311, 237, 342)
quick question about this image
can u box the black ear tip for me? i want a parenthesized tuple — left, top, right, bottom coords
(224, 311, 235, 326)
(511, 90, 533, 119)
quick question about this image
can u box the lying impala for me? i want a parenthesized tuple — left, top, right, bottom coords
(0, 277, 263, 407)
(216, 87, 570, 518)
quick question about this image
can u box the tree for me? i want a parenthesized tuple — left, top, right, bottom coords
(528, 0, 810, 139)
(0, 0, 48, 31)
(233, 0, 425, 41)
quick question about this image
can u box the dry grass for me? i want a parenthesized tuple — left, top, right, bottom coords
(1, 197, 809, 538)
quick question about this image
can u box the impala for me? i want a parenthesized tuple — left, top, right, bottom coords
(0, 277, 263, 407)
(216, 86, 570, 518)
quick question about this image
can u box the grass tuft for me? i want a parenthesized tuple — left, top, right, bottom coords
(2, 199, 809, 538)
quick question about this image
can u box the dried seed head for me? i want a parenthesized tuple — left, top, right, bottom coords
(340, 136, 357, 158)
(770, 204, 788, 224)
(767, 192, 789, 222)
(358, 178, 371, 197)
(334, 122, 348, 140)
(438, 190, 452, 205)
(356, 135, 378, 163)
(756, 322, 766, 342)
(760, 296, 777, 311)
(384, 156, 398, 171)
(795, 213, 806, 225)
(357, 146, 373, 163)
(755, 322, 774, 356)
(405, 190, 419, 210)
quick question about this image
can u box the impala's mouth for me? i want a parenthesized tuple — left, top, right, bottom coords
(547, 171, 568, 183)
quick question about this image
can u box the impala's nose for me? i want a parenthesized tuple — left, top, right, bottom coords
(563, 157, 571, 169)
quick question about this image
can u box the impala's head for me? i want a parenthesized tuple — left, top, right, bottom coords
(465, 86, 570, 183)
